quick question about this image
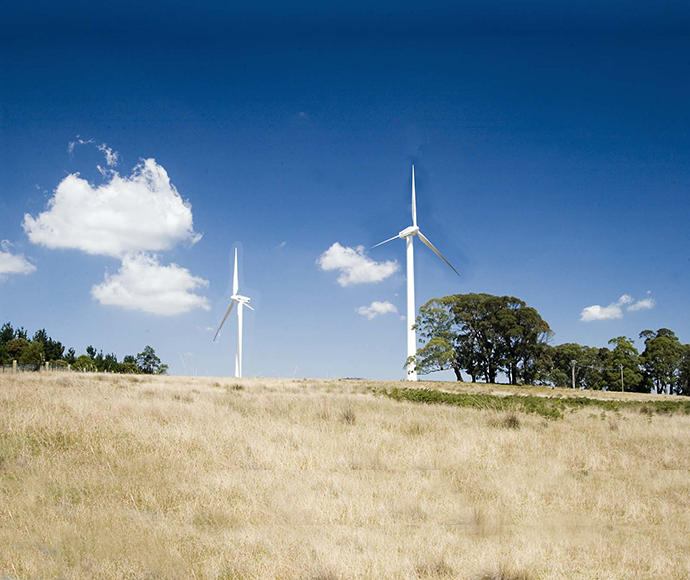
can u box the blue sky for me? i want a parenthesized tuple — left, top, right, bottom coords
(1, 3, 690, 379)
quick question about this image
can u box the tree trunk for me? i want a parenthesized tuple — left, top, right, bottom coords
(452, 364, 464, 382)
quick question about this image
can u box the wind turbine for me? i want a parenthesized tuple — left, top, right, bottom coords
(213, 247, 254, 378)
(373, 166, 460, 381)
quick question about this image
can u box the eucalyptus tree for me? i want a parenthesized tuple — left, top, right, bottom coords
(603, 336, 643, 392)
(677, 345, 690, 396)
(413, 293, 551, 384)
(640, 329, 683, 394)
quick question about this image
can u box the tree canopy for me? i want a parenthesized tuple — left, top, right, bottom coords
(414, 294, 551, 385)
(413, 294, 689, 394)
(0, 322, 167, 375)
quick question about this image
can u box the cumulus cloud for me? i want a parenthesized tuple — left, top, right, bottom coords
(91, 253, 210, 316)
(580, 294, 655, 322)
(317, 242, 399, 286)
(627, 298, 656, 312)
(23, 158, 201, 257)
(0, 240, 36, 276)
(356, 301, 398, 320)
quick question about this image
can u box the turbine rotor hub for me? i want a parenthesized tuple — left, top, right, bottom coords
(398, 225, 419, 238)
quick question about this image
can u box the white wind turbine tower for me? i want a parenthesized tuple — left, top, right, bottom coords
(373, 166, 460, 381)
(213, 247, 254, 378)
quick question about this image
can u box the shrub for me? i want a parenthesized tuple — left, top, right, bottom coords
(384, 387, 690, 419)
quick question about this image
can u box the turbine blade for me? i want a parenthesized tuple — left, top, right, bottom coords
(412, 165, 417, 227)
(233, 247, 239, 295)
(371, 234, 399, 249)
(245, 303, 255, 311)
(212, 301, 235, 342)
(417, 231, 460, 276)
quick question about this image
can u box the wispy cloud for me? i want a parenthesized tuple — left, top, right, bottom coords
(627, 298, 655, 312)
(356, 301, 398, 320)
(91, 253, 210, 316)
(23, 158, 201, 258)
(317, 242, 399, 286)
(68, 137, 93, 155)
(0, 240, 36, 277)
(69, 137, 120, 167)
(580, 294, 655, 322)
(96, 143, 120, 167)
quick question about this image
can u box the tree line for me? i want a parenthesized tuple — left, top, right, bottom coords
(413, 293, 690, 395)
(0, 323, 168, 374)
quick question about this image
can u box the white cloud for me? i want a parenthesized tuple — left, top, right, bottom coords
(69, 137, 119, 167)
(68, 137, 93, 155)
(91, 253, 210, 316)
(278, 241, 287, 248)
(23, 158, 201, 257)
(317, 242, 399, 286)
(0, 240, 36, 276)
(356, 301, 398, 320)
(580, 294, 655, 322)
(96, 143, 120, 167)
(627, 298, 656, 312)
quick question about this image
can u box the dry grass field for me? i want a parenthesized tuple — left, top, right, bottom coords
(1, 373, 690, 580)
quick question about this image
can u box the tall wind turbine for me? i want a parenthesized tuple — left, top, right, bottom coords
(213, 247, 254, 378)
(373, 166, 460, 381)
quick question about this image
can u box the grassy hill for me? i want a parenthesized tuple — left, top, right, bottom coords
(1, 373, 689, 579)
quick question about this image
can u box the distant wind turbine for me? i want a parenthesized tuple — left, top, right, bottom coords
(213, 247, 254, 378)
(372, 166, 460, 381)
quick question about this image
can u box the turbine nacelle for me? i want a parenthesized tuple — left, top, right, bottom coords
(398, 225, 420, 239)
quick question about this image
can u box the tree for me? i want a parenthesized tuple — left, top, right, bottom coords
(19, 341, 44, 369)
(6, 338, 29, 361)
(677, 345, 690, 396)
(119, 361, 140, 374)
(412, 299, 463, 380)
(640, 329, 683, 394)
(414, 293, 551, 384)
(0, 323, 15, 345)
(604, 337, 643, 392)
(65, 348, 76, 365)
(32, 329, 64, 362)
(0, 321, 168, 375)
(94, 350, 105, 371)
(136, 346, 162, 374)
(102, 353, 118, 372)
(33, 329, 48, 347)
(549, 343, 603, 389)
(493, 299, 552, 385)
(73, 355, 96, 372)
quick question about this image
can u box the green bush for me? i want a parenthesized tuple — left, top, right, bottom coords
(383, 387, 690, 419)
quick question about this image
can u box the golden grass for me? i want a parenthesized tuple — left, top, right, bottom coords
(1, 373, 690, 579)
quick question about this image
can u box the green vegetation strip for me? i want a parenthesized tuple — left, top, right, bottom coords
(383, 387, 690, 420)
